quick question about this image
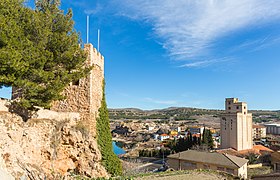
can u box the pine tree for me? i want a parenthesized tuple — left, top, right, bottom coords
(0, 0, 90, 111)
(201, 127, 214, 149)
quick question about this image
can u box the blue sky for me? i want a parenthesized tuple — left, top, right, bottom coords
(1, 0, 280, 110)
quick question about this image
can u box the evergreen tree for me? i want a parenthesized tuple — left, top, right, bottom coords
(186, 131, 192, 149)
(202, 126, 207, 144)
(206, 129, 214, 148)
(97, 81, 122, 176)
(201, 128, 214, 149)
(0, 0, 90, 111)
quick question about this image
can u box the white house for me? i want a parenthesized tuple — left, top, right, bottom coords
(159, 134, 170, 141)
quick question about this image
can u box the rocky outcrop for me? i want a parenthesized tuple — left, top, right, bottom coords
(0, 98, 9, 112)
(0, 111, 108, 179)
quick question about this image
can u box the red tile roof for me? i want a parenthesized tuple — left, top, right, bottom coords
(253, 125, 266, 128)
(217, 145, 274, 157)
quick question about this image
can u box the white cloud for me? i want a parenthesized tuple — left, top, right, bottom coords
(115, 0, 280, 62)
(179, 57, 231, 68)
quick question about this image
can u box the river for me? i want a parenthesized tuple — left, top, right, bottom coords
(112, 141, 126, 155)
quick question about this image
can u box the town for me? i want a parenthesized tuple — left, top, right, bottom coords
(110, 98, 280, 179)
(1, 1, 280, 179)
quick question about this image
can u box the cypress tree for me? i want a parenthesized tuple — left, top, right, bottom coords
(97, 81, 122, 176)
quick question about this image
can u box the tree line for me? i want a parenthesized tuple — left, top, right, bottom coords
(139, 129, 214, 157)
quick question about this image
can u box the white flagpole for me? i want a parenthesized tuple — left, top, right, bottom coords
(87, 16, 89, 44)
(98, 29, 100, 51)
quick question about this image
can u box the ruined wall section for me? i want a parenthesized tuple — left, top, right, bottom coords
(51, 44, 104, 136)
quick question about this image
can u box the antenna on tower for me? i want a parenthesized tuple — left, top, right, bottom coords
(86, 16, 89, 44)
(97, 29, 100, 51)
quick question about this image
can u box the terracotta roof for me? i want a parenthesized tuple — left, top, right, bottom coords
(253, 145, 274, 152)
(253, 125, 266, 128)
(218, 146, 273, 156)
(168, 150, 248, 168)
(216, 148, 242, 157)
(217, 145, 274, 157)
(192, 133, 201, 137)
(160, 134, 169, 136)
(238, 145, 273, 155)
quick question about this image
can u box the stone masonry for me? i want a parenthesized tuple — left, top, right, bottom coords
(11, 43, 105, 137)
(50, 44, 104, 137)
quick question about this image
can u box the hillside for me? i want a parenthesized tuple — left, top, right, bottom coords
(109, 107, 280, 123)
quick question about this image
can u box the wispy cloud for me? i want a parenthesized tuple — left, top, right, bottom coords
(231, 36, 280, 53)
(144, 97, 178, 105)
(179, 57, 231, 68)
(84, 3, 103, 15)
(115, 0, 280, 61)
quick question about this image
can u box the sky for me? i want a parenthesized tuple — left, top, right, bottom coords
(1, 0, 280, 110)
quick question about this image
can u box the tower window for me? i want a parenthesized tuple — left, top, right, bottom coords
(244, 106, 246, 109)
(72, 79, 80, 86)
(236, 106, 239, 109)
(228, 107, 231, 110)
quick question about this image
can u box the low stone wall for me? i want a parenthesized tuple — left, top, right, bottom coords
(33, 109, 80, 122)
(248, 163, 263, 168)
(0, 98, 80, 122)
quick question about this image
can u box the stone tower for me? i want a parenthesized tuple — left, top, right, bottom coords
(220, 98, 252, 151)
(51, 43, 104, 135)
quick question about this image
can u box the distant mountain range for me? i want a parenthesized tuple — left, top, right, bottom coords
(108, 107, 280, 122)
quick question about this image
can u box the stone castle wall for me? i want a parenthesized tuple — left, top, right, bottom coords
(50, 44, 104, 136)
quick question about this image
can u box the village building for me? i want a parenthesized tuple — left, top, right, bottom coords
(271, 151, 280, 173)
(167, 150, 248, 179)
(159, 134, 170, 141)
(189, 126, 204, 135)
(220, 98, 253, 151)
(264, 123, 280, 135)
(252, 124, 266, 139)
(169, 130, 178, 137)
(147, 126, 155, 131)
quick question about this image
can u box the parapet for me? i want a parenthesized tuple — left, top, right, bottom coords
(84, 44, 104, 71)
(225, 97, 248, 114)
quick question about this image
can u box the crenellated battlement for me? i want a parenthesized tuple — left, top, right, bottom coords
(84, 44, 104, 72)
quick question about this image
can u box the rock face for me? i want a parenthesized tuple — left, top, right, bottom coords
(2, 43, 108, 179)
(0, 111, 108, 179)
